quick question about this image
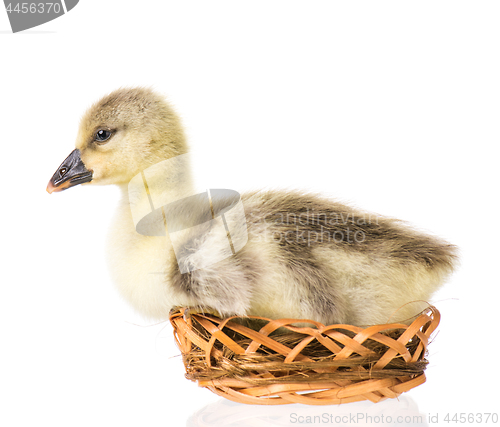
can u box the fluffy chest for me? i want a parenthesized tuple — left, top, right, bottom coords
(106, 203, 194, 319)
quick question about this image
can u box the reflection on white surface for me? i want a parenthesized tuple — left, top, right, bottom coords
(186, 395, 427, 427)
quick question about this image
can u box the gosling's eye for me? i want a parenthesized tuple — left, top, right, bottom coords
(95, 129, 112, 143)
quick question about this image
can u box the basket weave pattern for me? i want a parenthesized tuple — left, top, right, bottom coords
(169, 306, 440, 405)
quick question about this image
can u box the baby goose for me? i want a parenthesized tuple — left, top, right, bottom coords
(47, 87, 458, 326)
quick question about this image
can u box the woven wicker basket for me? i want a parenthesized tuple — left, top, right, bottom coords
(169, 306, 440, 405)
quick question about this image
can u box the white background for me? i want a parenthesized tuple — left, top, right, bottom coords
(1, 1, 499, 426)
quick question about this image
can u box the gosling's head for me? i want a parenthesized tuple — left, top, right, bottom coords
(47, 87, 187, 193)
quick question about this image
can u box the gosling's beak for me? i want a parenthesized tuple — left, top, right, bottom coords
(46, 149, 93, 194)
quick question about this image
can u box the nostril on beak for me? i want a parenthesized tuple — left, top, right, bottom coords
(59, 167, 67, 177)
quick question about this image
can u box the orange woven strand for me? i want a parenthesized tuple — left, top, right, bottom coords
(169, 306, 439, 405)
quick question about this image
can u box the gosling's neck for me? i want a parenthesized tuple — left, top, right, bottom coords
(116, 153, 196, 235)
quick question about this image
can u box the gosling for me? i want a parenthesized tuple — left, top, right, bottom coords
(47, 87, 458, 326)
